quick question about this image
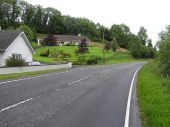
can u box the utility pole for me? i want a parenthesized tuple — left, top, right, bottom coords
(103, 32, 105, 59)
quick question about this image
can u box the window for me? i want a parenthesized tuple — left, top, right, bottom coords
(12, 53, 22, 59)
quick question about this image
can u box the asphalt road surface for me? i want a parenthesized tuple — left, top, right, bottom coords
(0, 62, 145, 127)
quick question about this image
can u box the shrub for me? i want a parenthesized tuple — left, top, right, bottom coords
(42, 34, 58, 46)
(158, 37, 170, 76)
(112, 40, 118, 51)
(104, 41, 112, 51)
(6, 57, 26, 67)
(130, 42, 141, 58)
(76, 39, 89, 55)
(130, 42, 156, 58)
(77, 55, 86, 65)
(40, 49, 50, 57)
(86, 55, 102, 65)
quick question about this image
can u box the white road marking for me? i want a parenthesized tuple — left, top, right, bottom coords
(67, 77, 89, 86)
(0, 68, 90, 86)
(0, 71, 70, 85)
(124, 68, 141, 127)
(53, 88, 61, 91)
(0, 68, 112, 113)
(0, 98, 33, 113)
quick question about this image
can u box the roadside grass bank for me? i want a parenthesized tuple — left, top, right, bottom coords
(0, 68, 68, 80)
(137, 61, 170, 127)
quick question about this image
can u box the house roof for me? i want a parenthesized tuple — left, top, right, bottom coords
(0, 30, 35, 54)
(54, 35, 90, 42)
(0, 30, 22, 50)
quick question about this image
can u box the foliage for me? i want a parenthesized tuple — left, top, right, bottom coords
(77, 55, 86, 65)
(148, 39, 153, 47)
(86, 55, 102, 65)
(137, 61, 170, 127)
(130, 41, 156, 58)
(130, 42, 141, 58)
(56, 50, 71, 62)
(18, 24, 33, 41)
(76, 39, 89, 55)
(104, 41, 112, 51)
(112, 37, 118, 51)
(39, 48, 71, 62)
(110, 24, 131, 48)
(42, 34, 58, 46)
(40, 49, 50, 57)
(158, 37, 170, 76)
(137, 26, 148, 45)
(5, 57, 26, 67)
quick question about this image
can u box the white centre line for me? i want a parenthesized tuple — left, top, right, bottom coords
(0, 68, 90, 86)
(0, 98, 33, 113)
(0, 69, 112, 113)
(124, 68, 141, 127)
(67, 77, 89, 86)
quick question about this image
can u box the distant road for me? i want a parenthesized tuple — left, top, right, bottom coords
(0, 62, 145, 127)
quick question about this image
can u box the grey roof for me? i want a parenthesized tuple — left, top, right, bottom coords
(0, 30, 22, 50)
(54, 35, 90, 42)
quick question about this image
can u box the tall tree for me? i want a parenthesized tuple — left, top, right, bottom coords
(148, 39, 153, 47)
(110, 24, 131, 48)
(137, 26, 148, 45)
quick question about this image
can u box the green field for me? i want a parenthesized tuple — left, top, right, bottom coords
(137, 61, 170, 127)
(33, 44, 144, 64)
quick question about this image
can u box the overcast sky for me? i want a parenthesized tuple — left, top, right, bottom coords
(27, 0, 170, 45)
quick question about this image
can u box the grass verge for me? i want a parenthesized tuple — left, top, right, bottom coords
(0, 68, 68, 80)
(137, 61, 170, 127)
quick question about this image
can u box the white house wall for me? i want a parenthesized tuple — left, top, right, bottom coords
(0, 54, 3, 66)
(0, 34, 33, 66)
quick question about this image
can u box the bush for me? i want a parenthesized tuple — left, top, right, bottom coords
(104, 41, 112, 51)
(86, 55, 102, 65)
(57, 50, 71, 62)
(77, 55, 86, 65)
(76, 39, 89, 55)
(6, 57, 26, 67)
(112, 38, 119, 51)
(42, 34, 58, 46)
(130, 42, 156, 58)
(158, 37, 170, 76)
(40, 49, 50, 57)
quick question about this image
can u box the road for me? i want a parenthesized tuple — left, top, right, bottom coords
(0, 62, 145, 127)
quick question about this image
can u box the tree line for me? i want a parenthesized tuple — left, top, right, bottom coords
(0, 0, 156, 58)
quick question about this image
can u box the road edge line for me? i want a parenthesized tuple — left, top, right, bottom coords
(124, 67, 141, 127)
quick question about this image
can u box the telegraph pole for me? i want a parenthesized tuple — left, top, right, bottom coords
(103, 32, 105, 59)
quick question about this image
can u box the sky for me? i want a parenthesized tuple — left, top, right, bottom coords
(27, 0, 170, 45)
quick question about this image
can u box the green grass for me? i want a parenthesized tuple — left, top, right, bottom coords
(0, 68, 68, 80)
(137, 61, 170, 127)
(33, 45, 114, 63)
(31, 42, 38, 47)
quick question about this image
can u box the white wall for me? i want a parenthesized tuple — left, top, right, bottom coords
(0, 34, 33, 66)
(0, 63, 72, 74)
(0, 54, 3, 66)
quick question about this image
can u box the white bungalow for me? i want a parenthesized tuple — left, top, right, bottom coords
(0, 30, 35, 66)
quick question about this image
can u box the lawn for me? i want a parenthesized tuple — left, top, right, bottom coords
(33, 45, 114, 63)
(137, 61, 170, 127)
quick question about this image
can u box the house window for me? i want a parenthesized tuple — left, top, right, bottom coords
(12, 53, 22, 59)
